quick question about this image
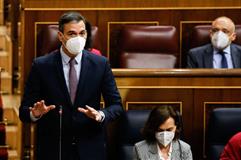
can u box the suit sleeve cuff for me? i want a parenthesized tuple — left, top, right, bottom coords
(98, 111, 105, 122)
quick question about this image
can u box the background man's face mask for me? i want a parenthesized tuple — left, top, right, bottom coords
(155, 131, 175, 147)
(65, 36, 86, 55)
(211, 31, 231, 50)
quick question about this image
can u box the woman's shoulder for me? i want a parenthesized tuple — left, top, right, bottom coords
(173, 139, 191, 152)
(134, 140, 156, 152)
(134, 140, 157, 158)
(135, 140, 148, 148)
(172, 140, 193, 160)
(178, 140, 191, 148)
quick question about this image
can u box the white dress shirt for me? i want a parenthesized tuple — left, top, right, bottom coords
(213, 45, 233, 68)
(157, 142, 173, 160)
(60, 47, 82, 92)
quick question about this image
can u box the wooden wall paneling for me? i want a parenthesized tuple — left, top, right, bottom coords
(95, 11, 131, 58)
(22, 11, 36, 87)
(22, 11, 63, 84)
(22, 0, 241, 9)
(193, 89, 222, 159)
(126, 102, 182, 112)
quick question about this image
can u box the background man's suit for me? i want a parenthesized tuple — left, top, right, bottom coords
(187, 44, 241, 68)
(19, 50, 123, 160)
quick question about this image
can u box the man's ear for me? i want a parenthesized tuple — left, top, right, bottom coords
(209, 30, 213, 39)
(230, 32, 236, 41)
(57, 31, 64, 43)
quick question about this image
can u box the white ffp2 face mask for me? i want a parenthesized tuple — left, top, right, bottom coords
(211, 31, 231, 50)
(155, 131, 175, 147)
(65, 36, 86, 55)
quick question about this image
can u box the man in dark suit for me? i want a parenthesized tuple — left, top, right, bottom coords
(19, 12, 123, 160)
(187, 16, 241, 68)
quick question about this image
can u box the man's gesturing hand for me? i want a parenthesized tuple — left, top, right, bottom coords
(29, 100, 56, 118)
(78, 105, 102, 122)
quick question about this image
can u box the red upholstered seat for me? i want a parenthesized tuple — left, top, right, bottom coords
(118, 25, 178, 68)
(37, 25, 60, 56)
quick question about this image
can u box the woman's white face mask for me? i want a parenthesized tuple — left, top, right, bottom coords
(155, 131, 175, 147)
(211, 31, 231, 50)
(65, 36, 86, 55)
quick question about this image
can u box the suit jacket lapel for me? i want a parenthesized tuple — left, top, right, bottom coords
(231, 44, 241, 68)
(54, 51, 72, 106)
(171, 141, 181, 160)
(204, 44, 214, 68)
(74, 50, 90, 106)
(148, 143, 160, 160)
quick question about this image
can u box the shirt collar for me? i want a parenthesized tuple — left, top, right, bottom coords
(214, 45, 231, 55)
(60, 46, 82, 65)
(156, 142, 173, 159)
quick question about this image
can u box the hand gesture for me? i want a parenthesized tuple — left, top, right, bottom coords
(78, 105, 102, 122)
(29, 100, 56, 118)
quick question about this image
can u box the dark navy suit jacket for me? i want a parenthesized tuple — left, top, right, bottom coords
(187, 43, 241, 68)
(19, 49, 123, 160)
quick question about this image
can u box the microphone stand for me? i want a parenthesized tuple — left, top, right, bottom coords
(59, 105, 63, 160)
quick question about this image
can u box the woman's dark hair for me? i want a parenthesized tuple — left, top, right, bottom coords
(142, 106, 181, 143)
(84, 21, 93, 50)
(58, 11, 86, 33)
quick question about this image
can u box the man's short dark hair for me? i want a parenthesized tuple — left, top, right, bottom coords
(58, 12, 86, 33)
(142, 106, 181, 143)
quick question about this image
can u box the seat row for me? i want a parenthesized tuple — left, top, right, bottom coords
(113, 108, 241, 160)
(37, 24, 241, 68)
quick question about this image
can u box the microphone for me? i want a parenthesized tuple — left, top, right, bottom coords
(59, 105, 63, 160)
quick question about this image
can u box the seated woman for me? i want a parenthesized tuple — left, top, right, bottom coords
(220, 132, 241, 160)
(133, 106, 193, 160)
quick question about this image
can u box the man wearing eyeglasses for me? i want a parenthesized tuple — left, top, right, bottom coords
(19, 12, 123, 160)
(187, 16, 241, 68)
